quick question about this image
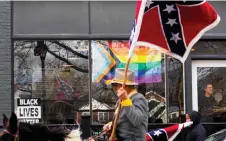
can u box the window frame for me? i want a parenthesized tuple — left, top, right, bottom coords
(98, 112, 109, 122)
(12, 39, 187, 124)
(191, 60, 226, 111)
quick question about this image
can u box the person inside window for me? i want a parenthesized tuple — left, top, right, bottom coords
(199, 83, 217, 115)
(102, 68, 149, 141)
(198, 83, 218, 135)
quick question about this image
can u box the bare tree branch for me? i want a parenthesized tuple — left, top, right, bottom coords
(46, 47, 88, 73)
(51, 41, 88, 59)
(20, 88, 32, 93)
(18, 47, 32, 69)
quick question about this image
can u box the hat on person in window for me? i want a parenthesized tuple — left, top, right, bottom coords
(105, 68, 138, 86)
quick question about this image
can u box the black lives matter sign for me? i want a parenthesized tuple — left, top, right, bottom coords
(17, 98, 41, 123)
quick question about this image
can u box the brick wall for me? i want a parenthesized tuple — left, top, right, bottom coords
(0, 1, 11, 123)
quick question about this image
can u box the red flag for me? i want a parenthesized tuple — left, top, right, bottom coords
(129, 0, 220, 63)
(146, 121, 193, 141)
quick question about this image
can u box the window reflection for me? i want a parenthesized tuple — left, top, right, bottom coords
(14, 40, 89, 124)
(14, 39, 186, 124)
(91, 40, 169, 124)
(168, 57, 184, 123)
(193, 41, 226, 55)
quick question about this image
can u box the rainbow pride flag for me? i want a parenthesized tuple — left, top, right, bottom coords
(92, 40, 162, 84)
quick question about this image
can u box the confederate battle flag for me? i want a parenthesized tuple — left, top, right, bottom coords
(128, 0, 220, 63)
(146, 121, 193, 141)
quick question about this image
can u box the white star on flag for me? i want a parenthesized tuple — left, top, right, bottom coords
(154, 130, 162, 137)
(166, 18, 177, 27)
(170, 33, 181, 44)
(146, 0, 154, 8)
(163, 5, 176, 14)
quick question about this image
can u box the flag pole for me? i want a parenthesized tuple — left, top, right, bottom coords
(109, 58, 131, 141)
(109, 0, 147, 140)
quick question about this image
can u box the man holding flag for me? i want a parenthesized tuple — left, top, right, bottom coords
(103, 68, 149, 141)
(92, 0, 221, 140)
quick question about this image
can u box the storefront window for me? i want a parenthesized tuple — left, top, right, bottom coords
(168, 57, 184, 123)
(192, 60, 226, 123)
(145, 56, 165, 123)
(198, 66, 226, 122)
(14, 39, 185, 124)
(91, 40, 169, 123)
(192, 41, 226, 55)
(14, 40, 89, 124)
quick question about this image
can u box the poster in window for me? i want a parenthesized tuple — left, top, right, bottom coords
(17, 98, 41, 124)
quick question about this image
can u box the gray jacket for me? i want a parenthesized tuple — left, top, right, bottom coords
(115, 93, 149, 141)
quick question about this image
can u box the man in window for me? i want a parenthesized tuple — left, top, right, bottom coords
(199, 83, 217, 121)
(102, 68, 149, 141)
